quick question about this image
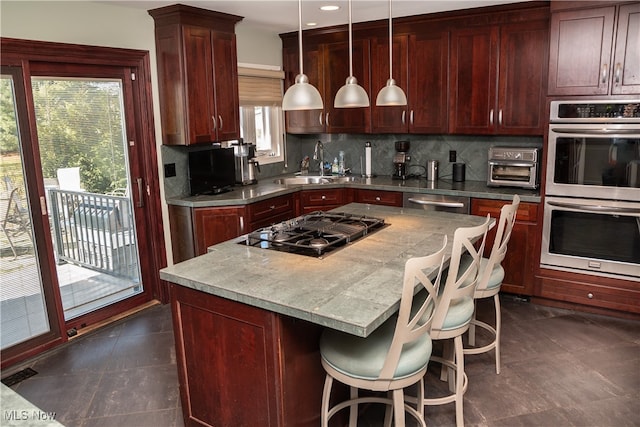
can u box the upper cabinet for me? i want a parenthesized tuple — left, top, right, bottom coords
(281, 2, 549, 137)
(370, 30, 449, 134)
(449, 18, 549, 135)
(282, 35, 371, 134)
(548, 1, 640, 96)
(149, 5, 242, 145)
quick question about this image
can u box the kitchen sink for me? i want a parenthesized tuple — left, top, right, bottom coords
(273, 176, 359, 185)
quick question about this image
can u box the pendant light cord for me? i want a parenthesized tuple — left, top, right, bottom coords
(388, 0, 393, 79)
(348, 0, 353, 77)
(298, 0, 304, 75)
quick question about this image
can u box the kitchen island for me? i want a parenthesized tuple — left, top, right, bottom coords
(160, 203, 491, 427)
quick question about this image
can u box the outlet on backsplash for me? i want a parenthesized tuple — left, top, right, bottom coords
(449, 150, 457, 163)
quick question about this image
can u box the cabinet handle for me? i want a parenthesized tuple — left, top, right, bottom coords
(498, 109, 503, 126)
(136, 177, 144, 207)
(319, 112, 323, 126)
(321, 195, 326, 200)
(326, 113, 330, 127)
(614, 63, 622, 84)
(587, 292, 594, 299)
(218, 115, 223, 131)
(601, 64, 608, 84)
(489, 109, 494, 125)
(401, 110, 406, 125)
(375, 196, 381, 201)
(239, 216, 245, 233)
(410, 110, 414, 125)
(212, 115, 217, 131)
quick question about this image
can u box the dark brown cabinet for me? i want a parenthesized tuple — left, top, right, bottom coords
(248, 194, 297, 230)
(471, 198, 540, 296)
(171, 284, 326, 426)
(370, 30, 449, 134)
(449, 18, 548, 135)
(548, 2, 640, 96)
(282, 36, 372, 134)
(354, 189, 403, 207)
(299, 188, 346, 213)
(149, 5, 242, 145)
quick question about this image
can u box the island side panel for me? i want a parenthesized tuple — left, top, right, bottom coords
(170, 283, 328, 427)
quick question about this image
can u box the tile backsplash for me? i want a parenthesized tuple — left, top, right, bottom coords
(161, 134, 542, 199)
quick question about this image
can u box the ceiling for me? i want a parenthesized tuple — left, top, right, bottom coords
(106, 0, 531, 33)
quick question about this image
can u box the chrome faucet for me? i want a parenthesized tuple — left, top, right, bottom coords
(313, 141, 325, 176)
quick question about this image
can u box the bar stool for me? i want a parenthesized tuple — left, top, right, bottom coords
(464, 195, 520, 375)
(319, 236, 448, 427)
(421, 215, 491, 427)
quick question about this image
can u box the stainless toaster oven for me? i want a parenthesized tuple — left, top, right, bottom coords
(487, 146, 540, 189)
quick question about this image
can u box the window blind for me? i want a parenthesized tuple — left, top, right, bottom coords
(237, 66, 284, 106)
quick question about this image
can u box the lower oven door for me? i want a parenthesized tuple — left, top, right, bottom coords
(541, 196, 640, 280)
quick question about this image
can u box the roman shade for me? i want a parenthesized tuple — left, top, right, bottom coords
(237, 66, 284, 106)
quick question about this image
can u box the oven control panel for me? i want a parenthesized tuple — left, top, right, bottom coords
(551, 100, 640, 122)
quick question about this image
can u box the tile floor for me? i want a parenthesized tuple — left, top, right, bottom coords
(4, 296, 640, 427)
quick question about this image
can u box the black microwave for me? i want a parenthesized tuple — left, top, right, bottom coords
(188, 145, 235, 196)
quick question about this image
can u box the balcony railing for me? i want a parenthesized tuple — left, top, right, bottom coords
(49, 189, 139, 281)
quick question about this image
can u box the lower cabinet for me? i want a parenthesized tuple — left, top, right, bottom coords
(170, 284, 327, 426)
(471, 198, 539, 295)
(353, 189, 403, 207)
(535, 268, 640, 315)
(168, 194, 295, 262)
(299, 188, 348, 213)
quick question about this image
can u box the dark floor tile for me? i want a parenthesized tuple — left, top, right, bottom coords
(12, 372, 102, 424)
(79, 408, 180, 427)
(85, 364, 179, 419)
(560, 394, 640, 427)
(490, 407, 574, 426)
(105, 331, 175, 371)
(117, 305, 174, 338)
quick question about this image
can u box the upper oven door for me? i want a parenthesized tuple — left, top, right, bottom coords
(546, 124, 640, 201)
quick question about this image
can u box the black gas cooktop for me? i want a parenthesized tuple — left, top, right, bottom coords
(239, 211, 387, 258)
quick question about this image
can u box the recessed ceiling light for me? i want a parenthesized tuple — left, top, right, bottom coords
(306, 22, 318, 27)
(320, 5, 340, 12)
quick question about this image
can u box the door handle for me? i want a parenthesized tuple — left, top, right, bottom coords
(136, 177, 144, 207)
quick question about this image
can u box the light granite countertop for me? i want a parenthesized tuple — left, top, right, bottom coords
(1, 384, 64, 427)
(166, 175, 540, 208)
(159, 203, 491, 337)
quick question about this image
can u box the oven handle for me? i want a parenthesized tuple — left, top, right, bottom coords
(407, 198, 465, 209)
(488, 160, 535, 167)
(547, 200, 640, 214)
(550, 127, 640, 136)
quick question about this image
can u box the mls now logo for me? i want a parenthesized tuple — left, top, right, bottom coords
(4, 410, 57, 421)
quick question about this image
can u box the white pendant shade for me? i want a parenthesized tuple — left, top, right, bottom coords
(283, 73, 324, 110)
(334, 0, 370, 108)
(335, 76, 370, 108)
(376, 78, 407, 106)
(282, 0, 324, 111)
(375, 0, 407, 107)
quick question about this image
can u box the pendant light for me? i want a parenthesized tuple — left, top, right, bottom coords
(282, 0, 324, 111)
(334, 0, 370, 108)
(375, 0, 407, 106)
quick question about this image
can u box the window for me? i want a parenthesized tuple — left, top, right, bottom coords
(237, 65, 285, 165)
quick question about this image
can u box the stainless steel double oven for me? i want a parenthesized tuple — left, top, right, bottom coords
(541, 100, 640, 281)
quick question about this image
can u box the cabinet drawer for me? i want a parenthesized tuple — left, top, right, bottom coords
(249, 194, 295, 224)
(300, 189, 344, 206)
(538, 275, 640, 314)
(472, 198, 538, 222)
(354, 189, 403, 207)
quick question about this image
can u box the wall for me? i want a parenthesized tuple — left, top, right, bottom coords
(0, 0, 283, 264)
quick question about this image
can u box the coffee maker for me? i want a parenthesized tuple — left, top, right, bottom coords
(392, 140, 411, 180)
(233, 139, 260, 185)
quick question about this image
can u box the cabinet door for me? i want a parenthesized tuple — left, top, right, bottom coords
(548, 6, 616, 96)
(409, 30, 449, 134)
(371, 35, 409, 133)
(183, 25, 217, 144)
(193, 207, 245, 255)
(611, 3, 640, 95)
(471, 199, 539, 295)
(211, 30, 241, 141)
(324, 40, 371, 133)
(497, 20, 548, 135)
(283, 45, 325, 134)
(449, 26, 499, 134)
